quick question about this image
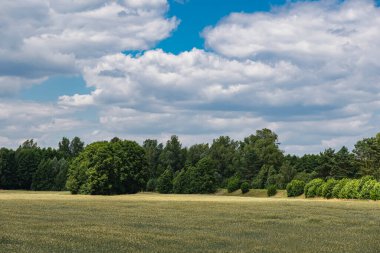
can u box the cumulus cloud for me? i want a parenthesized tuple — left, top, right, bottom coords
(55, 0, 380, 154)
(0, 0, 177, 94)
(2, 0, 380, 154)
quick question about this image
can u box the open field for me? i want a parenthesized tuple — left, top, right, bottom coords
(0, 191, 379, 253)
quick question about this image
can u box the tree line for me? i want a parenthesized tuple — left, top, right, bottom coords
(0, 129, 379, 196)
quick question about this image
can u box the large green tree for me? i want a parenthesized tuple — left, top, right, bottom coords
(66, 139, 148, 195)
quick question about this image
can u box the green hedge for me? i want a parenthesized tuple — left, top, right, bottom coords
(287, 177, 380, 200)
(304, 178, 324, 198)
(286, 180, 305, 197)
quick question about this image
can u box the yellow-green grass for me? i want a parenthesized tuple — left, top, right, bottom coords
(0, 191, 379, 253)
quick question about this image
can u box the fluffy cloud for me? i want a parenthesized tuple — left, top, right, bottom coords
(0, 0, 177, 94)
(2, 0, 380, 154)
(56, 0, 380, 154)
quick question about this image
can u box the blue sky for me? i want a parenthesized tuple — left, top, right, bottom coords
(1, 0, 380, 154)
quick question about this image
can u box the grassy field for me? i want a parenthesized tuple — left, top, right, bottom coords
(0, 191, 379, 253)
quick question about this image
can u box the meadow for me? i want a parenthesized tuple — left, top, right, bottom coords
(0, 191, 379, 253)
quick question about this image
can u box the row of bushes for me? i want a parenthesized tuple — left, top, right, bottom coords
(286, 176, 380, 200)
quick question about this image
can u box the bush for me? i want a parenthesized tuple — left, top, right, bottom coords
(304, 178, 324, 198)
(286, 180, 305, 197)
(267, 185, 277, 197)
(157, 169, 173, 194)
(146, 178, 157, 192)
(321, 179, 338, 199)
(227, 175, 240, 193)
(332, 179, 349, 199)
(360, 179, 377, 199)
(370, 182, 380, 200)
(358, 176, 375, 192)
(339, 179, 360, 199)
(241, 182, 250, 194)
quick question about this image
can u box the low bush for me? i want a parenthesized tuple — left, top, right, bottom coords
(267, 185, 277, 197)
(321, 179, 338, 199)
(360, 179, 377, 199)
(304, 178, 324, 198)
(332, 178, 349, 199)
(286, 180, 305, 197)
(227, 175, 241, 193)
(358, 176, 375, 192)
(240, 182, 250, 194)
(370, 182, 380, 200)
(339, 179, 360, 199)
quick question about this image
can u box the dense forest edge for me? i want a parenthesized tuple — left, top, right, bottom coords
(0, 129, 379, 200)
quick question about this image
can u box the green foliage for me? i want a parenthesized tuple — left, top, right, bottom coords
(339, 179, 360, 199)
(209, 136, 239, 180)
(304, 178, 324, 198)
(275, 162, 297, 189)
(267, 185, 277, 197)
(240, 182, 250, 194)
(360, 179, 377, 199)
(15, 141, 42, 189)
(321, 179, 338, 199)
(370, 182, 380, 200)
(185, 144, 209, 167)
(31, 158, 68, 191)
(293, 171, 316, 183)
(186, 157, 218, 194)
(159, 135, 186, 173)
(331, 178, 350, 198)
(286, 180, 305, 197)
(146, 178, 157, 192)
(143, 139, 163, 179)
(157, 169, 173, 194)
(239, 129, 283, 182)
(66, 140, 148, 195)
(227, 175, 241, 193)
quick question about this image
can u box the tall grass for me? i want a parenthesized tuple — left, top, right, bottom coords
(0, 191, 379, 253)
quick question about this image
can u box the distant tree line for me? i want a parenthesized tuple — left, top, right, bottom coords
(0, 129, 379, 197)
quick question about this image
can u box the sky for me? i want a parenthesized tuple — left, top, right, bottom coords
(1, 0, 380, 155)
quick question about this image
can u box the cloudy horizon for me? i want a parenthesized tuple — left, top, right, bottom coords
(1, 0, 380, 155)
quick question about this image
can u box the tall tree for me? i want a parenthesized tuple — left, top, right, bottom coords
(143, 139, 163, 179)
(353, 134, 380, 179)
(332, 146, 356, 179)
(15, 140, 41, 189)
(0, 148, 17, 189)
(209, 136, 239, 181)
(159, 135, 185, 172)
(185, 143, 209, 167)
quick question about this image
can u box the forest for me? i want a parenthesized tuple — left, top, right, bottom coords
(0, 129, 379, 199)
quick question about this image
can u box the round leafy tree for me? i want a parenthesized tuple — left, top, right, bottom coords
(66, 140, 148, 195)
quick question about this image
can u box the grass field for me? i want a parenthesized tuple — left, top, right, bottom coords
(0, 191, 379, 253)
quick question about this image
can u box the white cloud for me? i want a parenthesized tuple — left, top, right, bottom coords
(56, 0, 380, 154)
(0, 0, 177, 94)
(2, 0, 380, 154)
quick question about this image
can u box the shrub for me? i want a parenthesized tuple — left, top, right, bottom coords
(267, 185, 277, 197)
(146, 178, 157, 192)
(286, 180, 305, 197)
(339, 179, 360, 199)
(321, 179, 338, 199)
(332, 179, 349, 199)
(304, 178, 324, 198)
(358, 176, 375, 192)
(360, 179, 377, 199)
(241, 182, 250, 194)
(227, 175, 241, 193)
(370, 182, 380, 200)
